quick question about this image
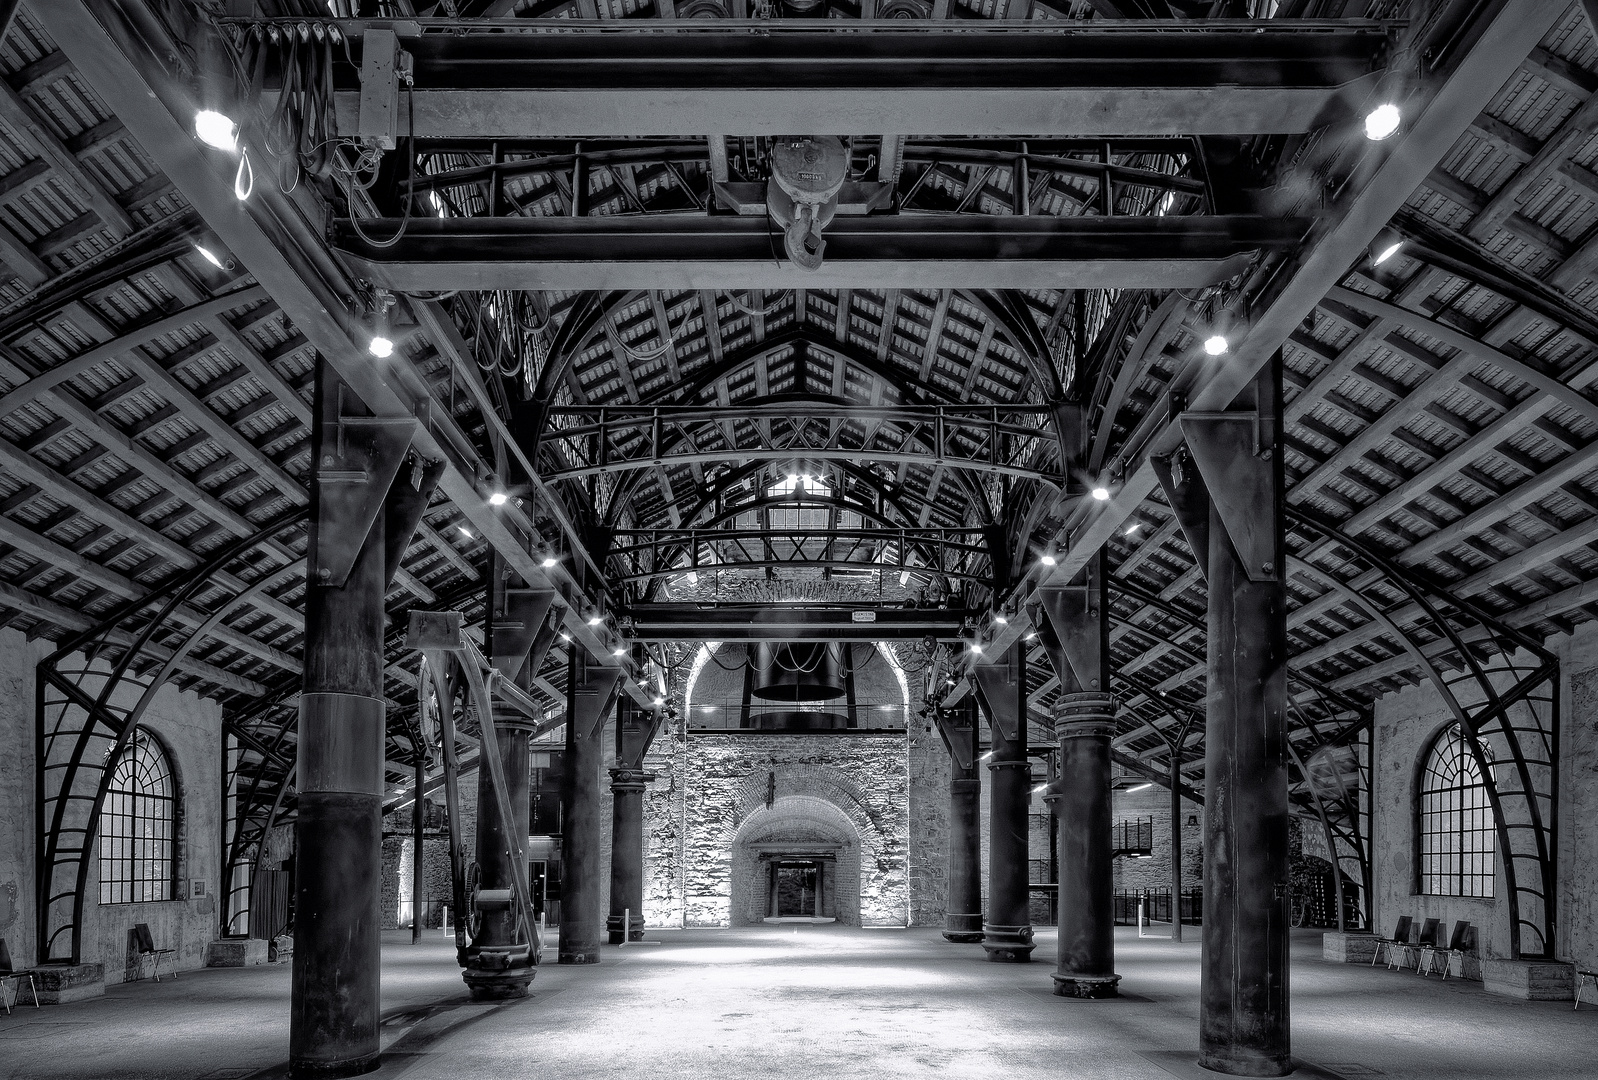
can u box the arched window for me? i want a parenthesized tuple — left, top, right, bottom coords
(1417, 724, 1494, 898)
(98, 732, 176, 904)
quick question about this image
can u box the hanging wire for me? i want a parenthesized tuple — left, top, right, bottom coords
(720, 289, 791, 318)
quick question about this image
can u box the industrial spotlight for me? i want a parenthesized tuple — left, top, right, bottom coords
(1203, 334, 1229, 356)
(541, 555, 558, 569)
(488, 492, 508, 506)
(1371, 226, 1404, 266)
(1364, 103, 1401, 141)
(194, 109, 237, 152)
(367, 291, 395, 358)
(1091, 485, 1111, 501)
(194, 244, 232, 271)
(1040, 553, 1057, 566)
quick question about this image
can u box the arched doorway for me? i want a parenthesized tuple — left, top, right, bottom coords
(730, 796, 861, 926)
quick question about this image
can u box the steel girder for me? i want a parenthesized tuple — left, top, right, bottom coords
(240, 18, 1396, 138)
(609, 525, 992, 590)
(336, 213, 1307, 292)
(624, 603, 975, 641)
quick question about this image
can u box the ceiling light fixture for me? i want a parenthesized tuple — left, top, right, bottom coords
(194, 110, 238, 152)
(457, 526, 473, 539)
(1091, 485, 1111, 501)
(613, 647, 626, 657)
(1125, 522, 1143, 536)
(194, 244, 232, 270)
(1203, 334, 1229, 356)
(1371, 226, 1404, 266)
(1125, 782, 1153, 793)
(367, 291, 394, 357)
(488, 492, 508, 507)
(1364, 103, 1401, 141)
(541, 555, 558, 569)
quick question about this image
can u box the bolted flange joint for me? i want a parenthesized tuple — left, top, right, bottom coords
(1051, 691, 1115, 742)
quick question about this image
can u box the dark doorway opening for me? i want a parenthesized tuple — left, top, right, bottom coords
(768, 859, 825, 919)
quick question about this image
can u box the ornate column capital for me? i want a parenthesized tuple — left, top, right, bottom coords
(609, 768, 655, 793)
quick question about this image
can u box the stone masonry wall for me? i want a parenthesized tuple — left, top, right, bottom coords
(646, 732, 910, 927)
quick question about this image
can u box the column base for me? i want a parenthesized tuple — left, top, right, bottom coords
(288, 1052, 381, 1079)
(461, 944, 536, 1000)
(1052, 972, 1121, 999)
(981, 924, 1036, 963)
(606, 913, 646, 945)
(943, 912, 984, 943)
(559, 942, 603, 964)
(1196, 1050, 1292, 1078)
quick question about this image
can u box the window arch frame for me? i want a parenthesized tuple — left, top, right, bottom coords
(1414, 722, 1495, 899)
(98, 730, 179, 905)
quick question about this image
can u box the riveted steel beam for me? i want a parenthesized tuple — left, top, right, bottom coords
(248, 19, 1392, 137)
(337, 214, 1305, 293)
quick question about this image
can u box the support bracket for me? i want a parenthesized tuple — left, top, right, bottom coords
(384, 455, 445, 590)
(571, 665, 624, 743)
(972, 650, 1022, 744)
(1178, 412, 1281, 583)
(312, 414, 418, 588)
(932, 706, 976, 773)
(1151, 447, 1211, 585)
(1038, 580, 1104, 693)
(490, 589, 557, 682)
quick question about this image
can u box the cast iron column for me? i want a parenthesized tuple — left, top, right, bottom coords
(974, 646, 1034, 962)
(608, 694, 657, 944)
(1038, 561, 1119, 997)
(940, 699, 983, 943)
(290, 361, 387, 1078)
(1190, 356, 1290, 1076)
(1171, 762, 1186, 943)
(412, 755, 425, 944)
(1050, 692, 1119, 997)
(560, 654, 620, 963)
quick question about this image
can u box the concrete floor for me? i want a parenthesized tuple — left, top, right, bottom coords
(2, 926, 1594, 1080)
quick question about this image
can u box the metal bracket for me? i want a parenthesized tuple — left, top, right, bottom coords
(1178, 412, 1281, 583)
(384, 455, 444, 590)
(932, 707, 976, 773)
(972, 652, 1021, 744)
(406, 609, 463, 652)
(1038, 582, 1104, 693)
(489, 589, 557, 682)
(312, 415, 418, 588)
(1151, 447, 1211, 585)
(358, 28, 401, 151)
(571, 666, 624, 743)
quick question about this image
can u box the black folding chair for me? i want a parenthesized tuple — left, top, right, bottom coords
(0, 939, 39, 1014)
(132, 923, 176, 982)
(1413, 918, 1445, 975)
(1372, 915, 1413, 967)
(1425, 920, 1471, 978)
